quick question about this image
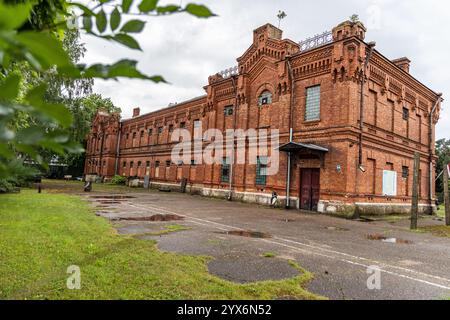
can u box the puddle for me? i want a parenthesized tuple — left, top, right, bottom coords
(367, 234, 412, 244)
(97, 200, 122, 204)
(118, 214, 184, 222)
(326, 226, 350, 231)
(218, 230, 272, 239)
(90, 195, 136, 199)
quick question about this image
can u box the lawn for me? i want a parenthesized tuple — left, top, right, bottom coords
(0, 189, 323, 300)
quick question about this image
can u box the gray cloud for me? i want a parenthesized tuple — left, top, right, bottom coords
(80, 0, 449, 139)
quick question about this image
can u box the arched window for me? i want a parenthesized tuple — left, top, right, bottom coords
(258, 90, 272, 106)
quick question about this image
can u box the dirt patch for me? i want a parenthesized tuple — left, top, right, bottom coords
(218, 230, 272, 239)
(367, 234, 412, 244)
(118, 214, 184, 222)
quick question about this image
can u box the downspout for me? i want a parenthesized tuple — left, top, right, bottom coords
(228, 76, 239, 201)
(429, 94, 443, 207)
(358, 42, 376, 168)
(98, 125, 105, 177)
(114, 121, 122, 176)
(286, 58, 295, 209)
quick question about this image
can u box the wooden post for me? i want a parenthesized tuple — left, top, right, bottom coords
(444, 165, 450, 226)
(410, 152, 420, 230)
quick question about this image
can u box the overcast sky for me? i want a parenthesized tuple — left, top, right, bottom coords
(80, 0, 449, 139)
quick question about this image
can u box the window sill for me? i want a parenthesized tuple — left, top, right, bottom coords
(303, 119, 321, 126)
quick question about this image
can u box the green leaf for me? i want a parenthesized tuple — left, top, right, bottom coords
(138, 0, 159, 13)
(16, 127, 45, 145)
(110, 7, 121, 31)
(83, 59, 167, 83)
(15, 31, 73, 70)
(25, 85, 73, 128)
(120, 20, 146, 33)
(96, 9, 107, 33)
(83, 16, 93, 32)
(0, 74, 21, 101)
(69, 3, 95, 16)
(112, 34, 141, 50)
(0, 143, 14, 159)
(0, 2, 32, 30)
(122, 0, 134, 13)
(156, 5, 180, 14)
(184, 4, 216, 18)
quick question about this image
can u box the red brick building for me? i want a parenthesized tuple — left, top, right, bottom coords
(85, 20, 443, 217)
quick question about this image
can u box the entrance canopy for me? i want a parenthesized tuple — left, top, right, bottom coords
(278, 142, 329, 153)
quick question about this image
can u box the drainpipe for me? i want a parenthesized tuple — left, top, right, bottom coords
(114, 121, 122, 176)
(228, 76, 239, 201)
(358, 42, 376, 169)
(429, 94, 443, 208)
(285, 58, 295, 209)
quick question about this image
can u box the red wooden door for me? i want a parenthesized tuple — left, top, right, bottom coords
(300, 169, 320, 211)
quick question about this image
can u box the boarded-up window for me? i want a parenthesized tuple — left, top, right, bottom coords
(382, 170, 397, 196)
(305, 85, 321, 121)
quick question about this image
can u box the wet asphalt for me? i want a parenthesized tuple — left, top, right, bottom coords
(85, 190, 450, 300)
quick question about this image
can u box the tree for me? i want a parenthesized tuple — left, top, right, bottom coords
(0, 0, 216, 179)
(436, 138, 450, 202)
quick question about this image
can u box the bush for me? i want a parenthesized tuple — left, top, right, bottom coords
(0, 161, 41, 193)
(111, 175, 127, 185)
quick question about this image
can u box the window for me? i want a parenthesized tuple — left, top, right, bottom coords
(137, 161, 142, 167)
(132, 132, 137, 139)
(155, 161, 160, 167)
(224, 105, 234, 116)
(169, 124, 174, 132)
(382, 170, 397, 196)
(126, 133, 129, 140)
(305, 85, 321, 121)
(221, 157, 230, 183)
(123, 161, 127, 168)
(402, 107, 409, 120)
(180, 122, 186, 129)
(158, 127, 163, 134)
(166, 160, 171, 167)
(258, 91, 272, 106)
(140, 131, 144, 138)
(194, 119, 201, 128)
(148, 128, 153, 135)
(256, 156, 268, 186)
(177, 160, 183, 166)
(130, 161, 134, 168)
(146, 161, 150, 168)
(191, 159, 197, 166)
(402, 166, 409, 179)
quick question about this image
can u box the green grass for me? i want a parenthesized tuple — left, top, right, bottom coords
(420, 225, 450, 238)
(437, 206, 445, 218)
(262, 252, 276, 258)
(134, 224, 191, 237)
(0, 190, 323, 300)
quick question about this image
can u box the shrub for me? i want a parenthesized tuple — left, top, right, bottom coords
(111, 175, 127, 185)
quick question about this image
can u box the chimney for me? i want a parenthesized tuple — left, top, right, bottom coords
(392, 57, 411, 73)
(132, 107, 140, 118)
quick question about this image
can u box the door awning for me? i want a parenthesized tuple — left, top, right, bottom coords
(277, 142, 329, 153)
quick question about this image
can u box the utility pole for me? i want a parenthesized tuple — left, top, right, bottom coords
(444, 164, 450, 226)
(410, 152, 420, 230)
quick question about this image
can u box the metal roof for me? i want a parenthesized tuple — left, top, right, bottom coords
(277, 142, 329, 153)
